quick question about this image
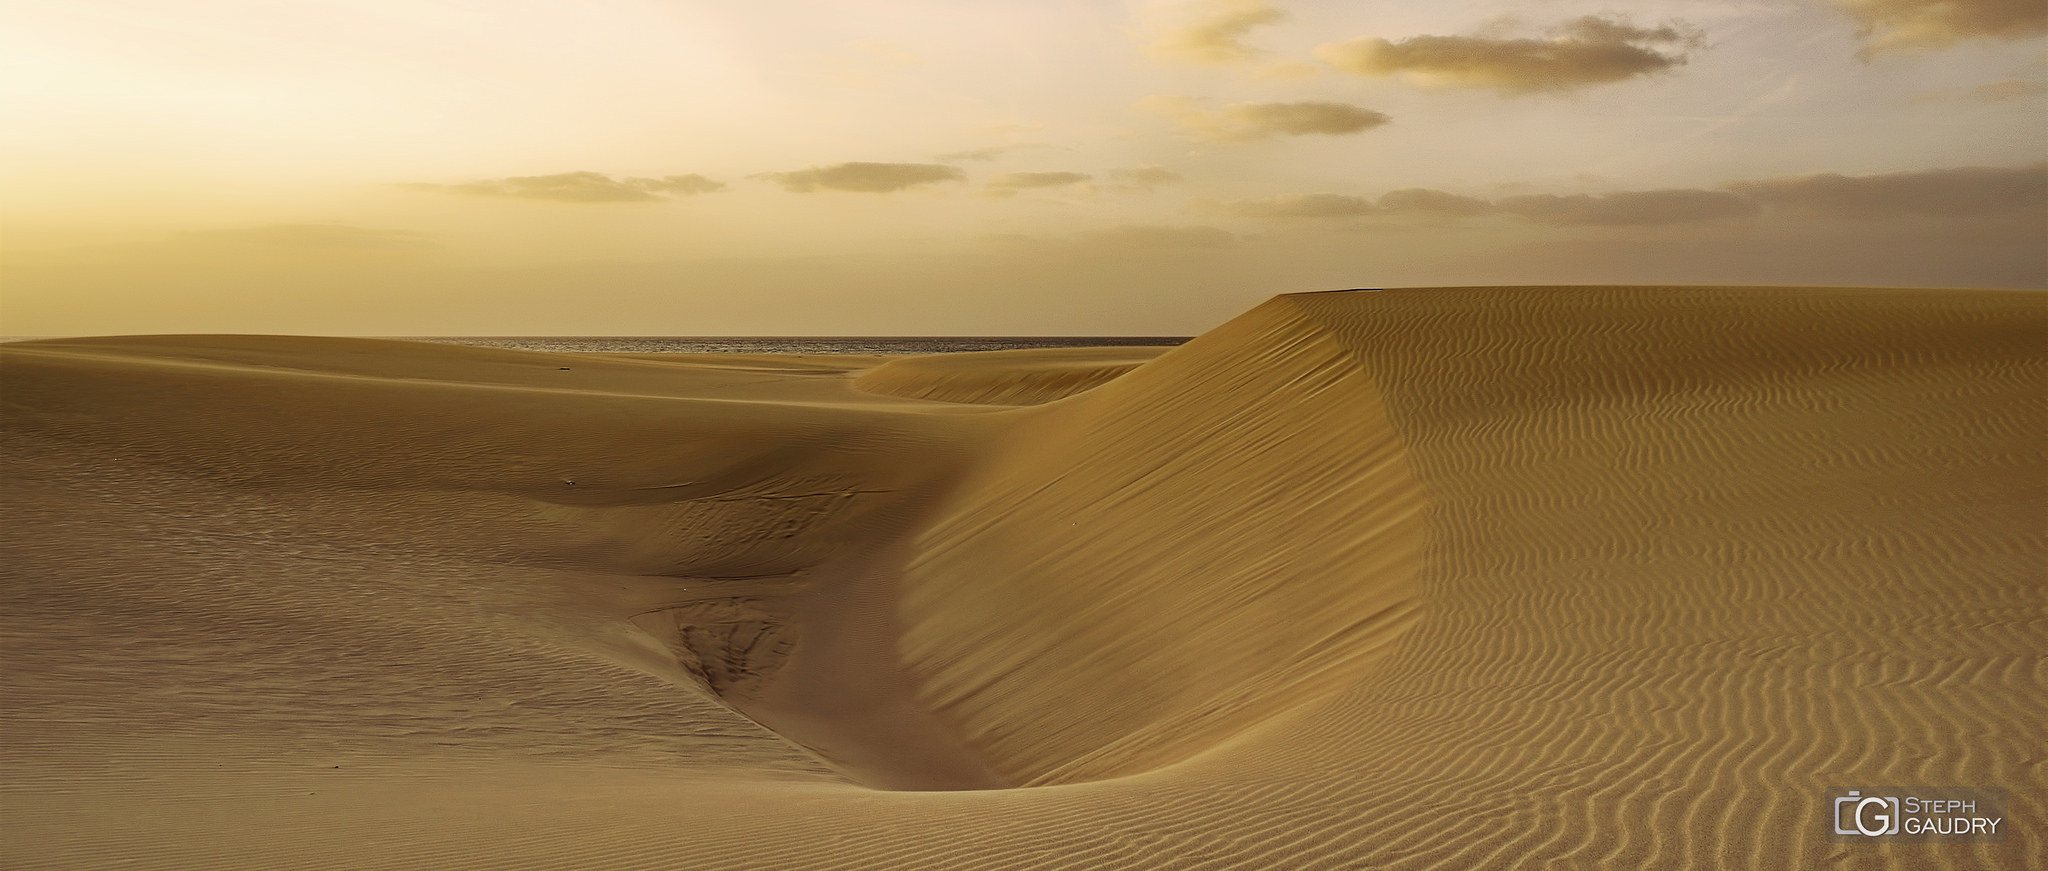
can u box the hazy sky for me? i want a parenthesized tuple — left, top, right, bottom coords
(2, 0, 2042, 336)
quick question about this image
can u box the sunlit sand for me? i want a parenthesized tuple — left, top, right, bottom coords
(2, 286, 2039, 868)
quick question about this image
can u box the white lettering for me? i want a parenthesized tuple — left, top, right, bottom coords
(1855, 797, 1892, 837)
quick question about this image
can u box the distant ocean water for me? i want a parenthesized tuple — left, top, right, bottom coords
(396, 337, 1193, 355)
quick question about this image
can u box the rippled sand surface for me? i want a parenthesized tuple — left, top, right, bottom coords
(3, 286, 2040, 869)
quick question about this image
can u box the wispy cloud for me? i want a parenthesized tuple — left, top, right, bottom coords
(1211, 188, 1498, 219)
(1108, 165, 1183, 191)
(1378, 188, 1495, 217)
(1144, 0, 1287, 65)
(935, 143, 1057, 163)
(1315, 15, 1703, 95)
(1214, 187, 1755, 226)
(1213, 193, 1378, 218)
(983, 171, 1093, 197)
(1496, 189, 1760, 225)
(753, 162, 967, 193)
(1140, 97, 1390, 141)
(406, 172, 725, 203)
(1834, 0, 2045, 56)
(1207, 164, 2045, 228)
(986, 171, 1092, 190)
(1727, 164, 2048, 217)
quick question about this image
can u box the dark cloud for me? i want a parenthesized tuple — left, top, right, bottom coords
(1142, 96, 1391, 141)
(1315, 15, 1702, 95)
(754, 162, 967, 193)
(410, 171, 725, 203)
(1834, 0, 2046, 55)
(1146, 0, 1287, 65)
(1496, 189, 1761, 225)
(986, 171, 1093, 190)
(1727, 164, 2048, 218)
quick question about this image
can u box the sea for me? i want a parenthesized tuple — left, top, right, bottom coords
(394, 337, 1192, 355)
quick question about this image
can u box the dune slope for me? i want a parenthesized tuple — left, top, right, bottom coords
(897, 298, 1425, 786)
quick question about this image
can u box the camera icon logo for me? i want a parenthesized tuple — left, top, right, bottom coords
(1834, 791, 1902, 836)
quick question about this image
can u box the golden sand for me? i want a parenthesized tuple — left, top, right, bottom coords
(2, 286, 2040, 868)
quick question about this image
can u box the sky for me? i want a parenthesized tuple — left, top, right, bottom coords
(1, 0, 2042, 336)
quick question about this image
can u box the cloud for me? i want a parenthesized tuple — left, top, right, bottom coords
(1145, 0, 1287, 65)
(1314, 15, 1703, 95)
(1496, 189, 1761, 225)
(1214, 188, 1502, 220)
(410, 171, 725, 203)
(1215, 193, 1378, 218)
(1140, 96, 1391, 141)
(1834, 0, 2046, 55)
(1378, 188, 1496, 217)
(753, 162, 967, 193)
(1111, 165, 1183, 186)
(184, 223, 434, 250)
(1098, 165, 1183, 195)
(1727, 164, 2047, 218)
(986, 171, 1093, 190)
(1208, 166, 2042, 228)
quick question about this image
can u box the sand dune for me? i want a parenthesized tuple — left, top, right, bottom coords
(2, 286, 2040, 869)
(854, 346, 1173, 406)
